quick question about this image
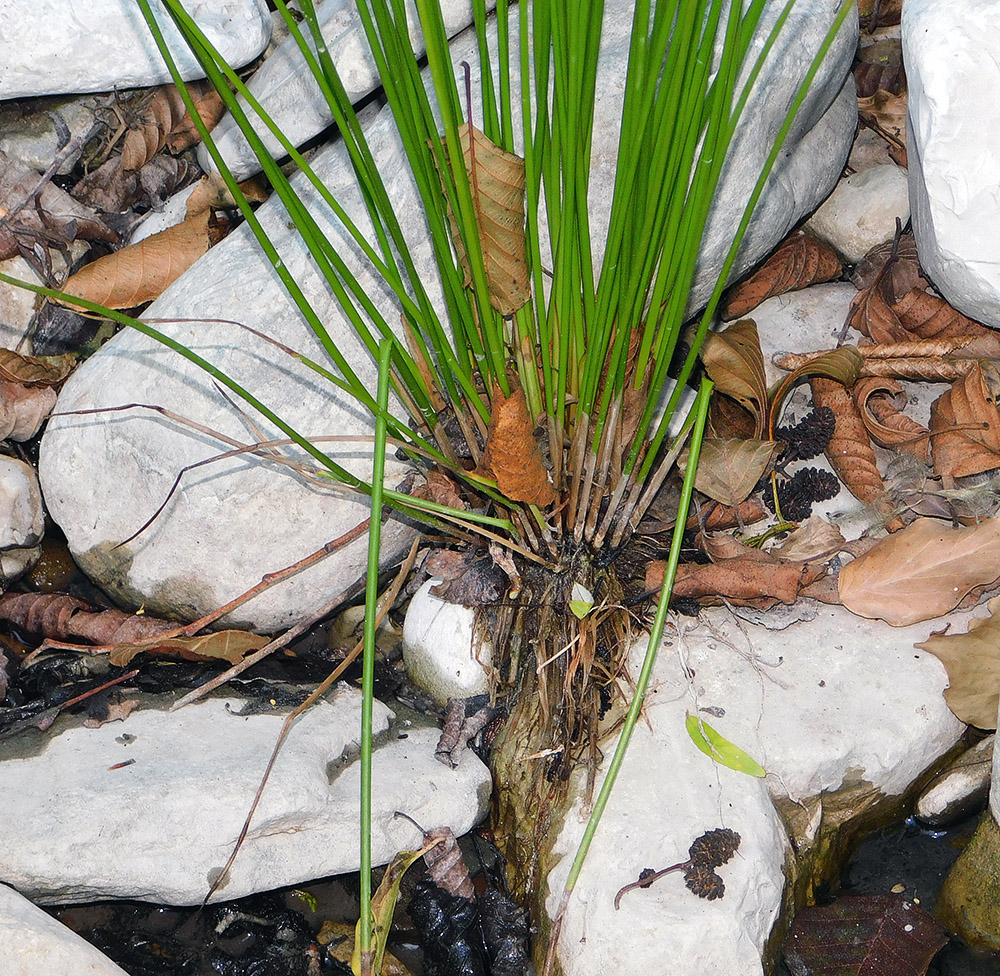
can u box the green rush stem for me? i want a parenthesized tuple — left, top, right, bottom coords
(359, 340, 392, 972)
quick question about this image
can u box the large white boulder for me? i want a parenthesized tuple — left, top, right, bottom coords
(0, 0, 271, 100)
(904, 0, 1000, 328)
(40, 1, 857, 631)
(0, 689, 491, 905)
(0, 884, 129, 976)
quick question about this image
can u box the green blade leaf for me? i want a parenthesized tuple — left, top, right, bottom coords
(685, 711, 766, 777)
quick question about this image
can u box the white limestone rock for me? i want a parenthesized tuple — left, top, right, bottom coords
(917, 734, 993, 827)
(0, 457, 44, 581)
(0, 883, 130, 976)
(0, 1, 272, 100)
(204, 0, 493, 180)
(805, 164, 910, 263)
(0, 689, 491, 905)
(39, 1, 856, 632)
(0, 95, 102, 174)
(402, 579, 492, 705)
(548, 604, 964, 976)
(904, 0, 1000, 329)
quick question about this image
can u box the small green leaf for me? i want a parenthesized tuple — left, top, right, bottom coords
(685, 711, 766, 777)
(569, 582, 594, 619)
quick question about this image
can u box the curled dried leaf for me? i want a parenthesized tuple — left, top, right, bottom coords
(108, 630, 268, 667)
(770, 516, 846, 562)
(721, 233, 841, 319)
(701, 319, 768, 438)
(894, 288, 995, 344)
(121, 86, 188, 171)
(929, 364, 1000, 480)
(811, 376, 904, 532)
(481, 382, 556, 506)
(853, 376, 930, 461)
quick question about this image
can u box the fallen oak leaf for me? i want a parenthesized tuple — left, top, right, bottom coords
(721, 232, 841, 319)
(838, 517, 1000, 626)
(917, 594, 1000, 729)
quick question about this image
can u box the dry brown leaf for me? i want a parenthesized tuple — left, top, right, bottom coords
(721, 233, 841, 319)
(647, 552, 827, 608)
(0, 149, 120, 260)
(770, 516, 846, 562)
(61, 208, 211, 310)
(851, 232, 925, 299)
(480, 382, 556, 506)
(853, 376, 930, 461)
(165, 83, 227, 153)
(838, 517, 1000, 625)
(685, 437, 780, 507)
(811, 376, 904, 532)
(695, 498, 769, 532)
(701, 319, 769, 438)
(854, 38, 905, 96)
(0, 382, 57, 441)
(440, 124, 529, 315)
(848, 270, 908, 343)
(84, 698, 140, 729)
(917, 594, 1000, 729)
(108, 630, 269, 667)
(413, 469, 467, 510)
(121, 86, 188, 171)
(929, 364, 1000, 480)
(0, 349, 74, 387)
(0, 592, 176, 644)
(858, 89, 907, 149)
(775, 343, 995, 383)
(893, 288, 995, 344)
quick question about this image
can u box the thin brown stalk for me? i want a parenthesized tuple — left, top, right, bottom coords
(583, 396, 623, 542)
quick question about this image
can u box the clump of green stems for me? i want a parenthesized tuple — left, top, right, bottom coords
(1, 0, 854, 971)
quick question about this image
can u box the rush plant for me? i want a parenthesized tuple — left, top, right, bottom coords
(2, 1, 854, 971)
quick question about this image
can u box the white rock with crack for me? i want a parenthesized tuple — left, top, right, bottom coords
(40, 1, 858, 631)
(0, 687, 491, 905)
(0, 883, 129, 976)
(805, 164, 910, 263)
(403, 579, 492, 705)
(0, 0, 271, 100)
(904, 0, 1000, 328)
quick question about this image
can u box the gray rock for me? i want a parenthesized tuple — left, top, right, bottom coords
(548, 604, 963, 976)
(917, 734, 993, 827)
(0, 883, 130, 976)
(0, 457, 44, 581)
(805, 164, 910, 263)
(204, 0, 494, 180)
(0, 689, 491, 905)
(904, 0, 1000, 328)
(0, 95, 102, 174)
(0, 0, 272, 100)
(39, 1, 857, 631)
